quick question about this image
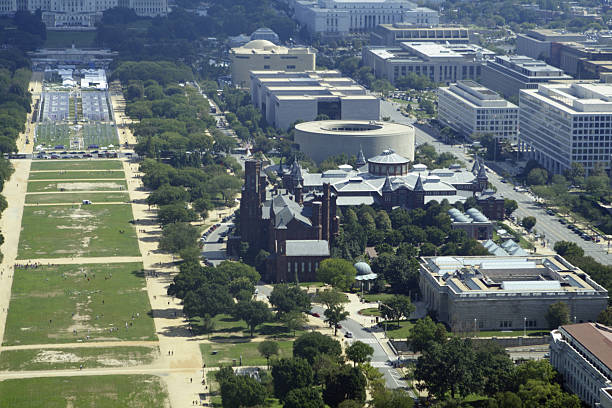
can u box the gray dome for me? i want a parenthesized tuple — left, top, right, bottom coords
(354, 262, 372, 276)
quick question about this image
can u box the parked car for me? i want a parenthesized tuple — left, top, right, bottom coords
(311, 312, 320, 318)
(344, 331, 353, 338)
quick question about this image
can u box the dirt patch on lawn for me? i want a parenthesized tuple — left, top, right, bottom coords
(33, 350, 83, 364)
(56, 182, 124, 191)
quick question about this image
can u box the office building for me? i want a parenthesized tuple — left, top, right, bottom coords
(553, 43, 612, 78)
(363, 42, 494, 85)
(520, 82, 612, 175)
(1, 0, 167, 27)
(294, 120, 414, 163)
(280, 149, 486, 208)
(480, 55, 571, 99)
(230, 40, 316, 88)
(550, 323, 612, 407)
(250, 70, 379, 129)
(419, 255, 609, 332)
(291, 0, 437, 37)
(438, 80, 519, 142)
(370, 23, 471, 46)
(516, 29, 586, 60)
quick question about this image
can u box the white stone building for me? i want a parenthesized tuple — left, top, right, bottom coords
(363, 42, 494, 85)
(250, 70, 379, 129)
(550, 323, 612, 407)
(520, 82, 612, 175)
(291, 0, 437, 37)
(437, 80, 519, 142)
(230, 40, 316, 88)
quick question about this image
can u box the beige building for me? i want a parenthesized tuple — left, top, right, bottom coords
(419, 255, 608, 332)
(550, 323, 612, 407)
(230, 40, 316, 88)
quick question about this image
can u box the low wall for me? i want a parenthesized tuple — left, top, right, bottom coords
(391, 335, 551, 353)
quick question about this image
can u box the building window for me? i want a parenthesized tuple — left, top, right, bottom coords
(499, 320, 512, 328)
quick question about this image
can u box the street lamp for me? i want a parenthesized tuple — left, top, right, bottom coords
(524, 317, 527, 337)
(474, 318, 477, 336)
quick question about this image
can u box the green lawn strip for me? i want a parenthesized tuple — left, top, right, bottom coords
(200, 341, 293, 367)
(27, 180, 128, 193)
(0, 375, 168, 408)
(28, 171, 126, 180)
(25, 192, 130, 204)
(384, 320, 414, 339)
(30, 160, 123, 171)
(362, 293, 397, 303)
(2, 263, 156, 346)
(298, 281, 325, 288)
(18, 204, 139, 258)
(0, 346, 158, 371)
(473, 330, 548, 338)
(359, 307, 381, 317)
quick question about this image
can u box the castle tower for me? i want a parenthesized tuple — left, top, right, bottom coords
(477, 161, 488, 192)
(240, 160, 263, 244)
(413, 173, 425, 209)
(382, 171, 393, 211)
(322, 183, 331, 241)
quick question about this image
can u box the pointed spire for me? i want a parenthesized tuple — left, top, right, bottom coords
(356, 145, 366, 167)
(414, 173, 425, 192)
(471, 159, 480, 175)
(477, 160, 487, 179)
(382, 170, 393, 192)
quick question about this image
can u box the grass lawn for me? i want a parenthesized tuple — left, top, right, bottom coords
(192, 314, 306, 341)
(3, 263, 156, 346)
(31, 160, 123, 171)
(25, 192, 130, 204)
(200, 341, 293, 367)
(27, 180, 128, 193)
(0, 346, 158, 371)
(18, 204, 139, 258)
(298, 281, 325, 288)
(474, 330, 548, 338)
(44, 30, 96, 48)
(28, 170, 126, 180)
(384, 320, 414, 339)
(359, 307, 381, 317)
(362, 293, 397, 303)
(0, 375, 168, 408)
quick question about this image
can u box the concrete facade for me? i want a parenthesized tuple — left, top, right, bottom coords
(370, 23, 471, 46)
(550, 323, 612, 407)
(294, 120, 414, 163)
(480, 55, 571, 99)
(230, 40, 316, 88)
(437, 80, 518, 142)
(363, 42, 494, 85)
(520, 82, 612, 175)
(290, 0, 437, 37)
(419, 255, 609, 332)
(250, 70, 379, 129)
(516, 29, 586, 60)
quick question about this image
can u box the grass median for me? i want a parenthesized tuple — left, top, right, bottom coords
(30, 160, 123, 171)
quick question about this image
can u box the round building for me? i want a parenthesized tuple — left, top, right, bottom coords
(294, 120, 415, 164)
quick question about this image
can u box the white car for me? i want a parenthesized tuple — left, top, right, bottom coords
(344, 331, 353, 338)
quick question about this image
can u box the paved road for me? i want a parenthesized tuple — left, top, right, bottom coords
(201, 220, 233, 266)
(256, 285, 409, 391)
(381, 99, 612, 265)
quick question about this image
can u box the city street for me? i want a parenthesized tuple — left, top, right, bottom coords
(381, 99, 612, 265)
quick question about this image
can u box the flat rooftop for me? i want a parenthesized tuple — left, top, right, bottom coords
(523, 82, 612, 114)
(421, 255, 608, 295)
(560, 323, 612, 372)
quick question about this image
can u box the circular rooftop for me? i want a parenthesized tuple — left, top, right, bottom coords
(294, 120, 411, 137)
(241, 39, 278, 50)
(368, 148, 410, 165)
(354, 262, 372, 276)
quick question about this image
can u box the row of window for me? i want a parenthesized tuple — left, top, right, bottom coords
(498, 319, 536, 328)
(287, 261, 319, 274)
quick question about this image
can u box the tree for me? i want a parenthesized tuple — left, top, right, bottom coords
(345, 341, 374, 366)
(217, 366, 268, 408)
(157, 203, 198, 224)
(545, 301, 570, 329)
(271, 357, 314, 400)
(282, 310, 308, 336)
(415, 337, 479, 400)
(517, 379, 581, 408)
(315, 289, 348, 309)
(568, 162, 585, 186)
(380, 295, 415, 328)
(371, 253, 420, 294)
(284, 387, 325, 408)
(597, 306, 612, 326)
(553, 241, 585, 258)
(324, 304, 350, 336)
(293, 332, 342, 364)
(408, 316, 448, 352)
(513, 359, 556, 388)
(232, 300, 272, 337)
(474, 341, 515, 396)
(371, 389, 414, 408)
(317, 258, 356, 291)
(159, 222, 199, 252)
(526, 168, 548, 186)
(522, 216, 536, 231)
(199, 314, 215, 339)
(258, 341, 280, 369)
(322, 365, 367, 408)
(503, 199, 518, 217)
(147, 184, 189, 206)
(269, 284, 311, 316)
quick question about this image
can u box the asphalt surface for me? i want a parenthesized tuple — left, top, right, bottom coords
(381, 99, 612, 265)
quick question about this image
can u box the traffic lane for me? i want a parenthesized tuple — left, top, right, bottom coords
(201, 222, 231, 264)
